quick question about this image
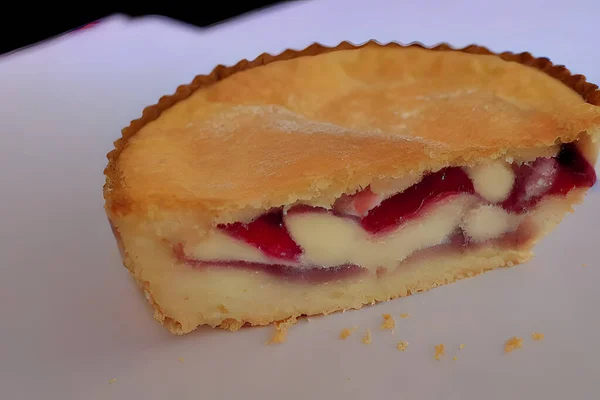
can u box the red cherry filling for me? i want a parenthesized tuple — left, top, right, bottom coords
(218, 209, 302, 261)
(552, 143, 596, 194)
(334, 187, 382, 217)
(501, 143, 596, 213)
(501, 158, 558, 213)
(205, 142, 595, 275)
(360, 167, 474, 234)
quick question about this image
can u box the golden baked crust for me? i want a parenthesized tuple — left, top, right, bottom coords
(104, 41, 600, 224)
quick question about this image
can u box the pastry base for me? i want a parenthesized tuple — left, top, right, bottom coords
(114, 190, 585, 335)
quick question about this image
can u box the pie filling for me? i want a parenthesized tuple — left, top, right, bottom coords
(175, 143, 596, 282)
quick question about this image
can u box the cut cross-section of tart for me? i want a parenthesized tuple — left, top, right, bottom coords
(104, 41, 600, 335)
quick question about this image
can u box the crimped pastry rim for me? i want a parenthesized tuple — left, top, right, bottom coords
(103, 40, 600, 208)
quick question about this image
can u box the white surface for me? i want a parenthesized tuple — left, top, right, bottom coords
(1, 1, 600, 398)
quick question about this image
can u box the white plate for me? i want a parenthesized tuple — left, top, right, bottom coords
(1, 1, 599, 398)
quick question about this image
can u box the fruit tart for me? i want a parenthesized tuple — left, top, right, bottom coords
(104, 41, 600, 334)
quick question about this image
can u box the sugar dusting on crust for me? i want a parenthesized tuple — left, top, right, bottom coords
(199, 104, 448, 147)
(270, 107, 448, 147)
(504, 336, 524, 353)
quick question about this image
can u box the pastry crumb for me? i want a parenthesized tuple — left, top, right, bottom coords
(108, 378, 117, 384)
(267, 329, 288, 344)
(400, 313, 411, 318)
(267, 316, 297, 344)
(453, 356, 458, 361)
(434, 344, 445, 360)
(339, 327, 357, 340)
(459, 343, 465, 350)
(396, 340, 409, 352)
(362, 329, 372, 344)
(582, 263, 587, 267)
(381, 314, 396, 330)
(504, 336, 524, 353)
(178, 357, 184, 362)
(531, 332, 545, 341)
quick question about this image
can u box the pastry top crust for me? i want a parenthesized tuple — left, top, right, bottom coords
(104, 42, 600, 224)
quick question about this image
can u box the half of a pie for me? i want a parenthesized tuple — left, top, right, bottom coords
(104, 42, 600, 335)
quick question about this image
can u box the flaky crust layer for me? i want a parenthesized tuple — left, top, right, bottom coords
(104, 41, 600, 225)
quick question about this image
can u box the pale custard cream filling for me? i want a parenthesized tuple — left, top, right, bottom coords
(188, 230, 272, 264)
(186, 162, 524, 271)
(287, 195, 475, 269)
(464, 161, 515, 203)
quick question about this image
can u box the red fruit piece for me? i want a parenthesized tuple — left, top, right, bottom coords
(551, 142, 596, 195)
(501, 158, 557, 213)
(501, 143, 596, 213)
(333, 187, 383, 217)
(361, 167, 474, 234)
(218, 209, 303, 261)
